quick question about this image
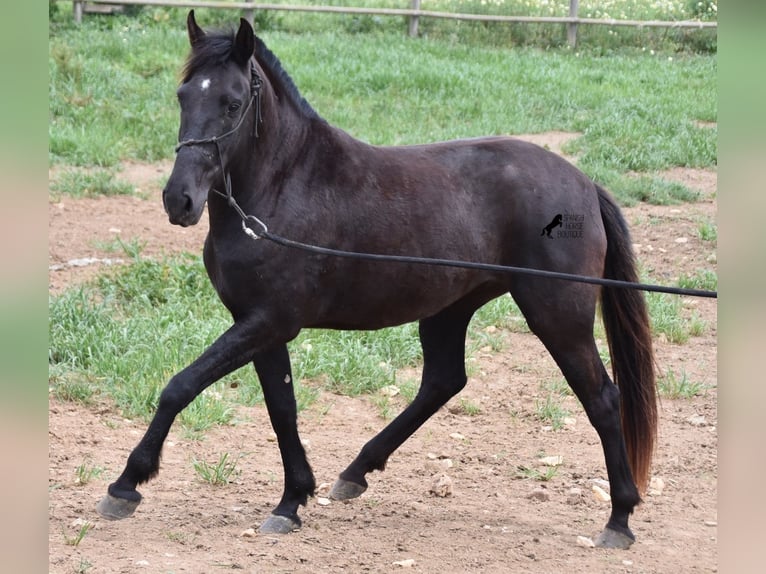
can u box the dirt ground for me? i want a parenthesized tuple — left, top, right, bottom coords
(48, 133, 718, 573)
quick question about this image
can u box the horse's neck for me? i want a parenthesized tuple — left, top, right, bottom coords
(215, 104, 314, 213)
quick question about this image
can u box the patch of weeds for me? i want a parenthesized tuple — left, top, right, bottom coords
(75, 557, 93, 573)
(469, 328, 505, 353)
(370, 393, 395, 420)
(192, 452, 242, 486)
(678, 269, 717, 292)
(166, 531, 194, 545)
(50, 373, 98, 406)
(63, 521, 94, 547)
(179, 393, 234, 434)
(698, 220, 718, 243)
(295, 379, 320, 412)
(472, 295, 529, 333)
(658, 369, 705, 399)
(291, 325, 421, 397)
(590, 168, 700, 206)
(74, 459, 105, 486)
(647, 291, 706, 343)
(542, 378, 572, 397)
(629, 175, 700, 205)
(92, 236, 147, 260)
(455, 398, 482, 416)
(534, 394, 570, 430)
(116, 236, 147, 260)
(397, 377, 419, 405)
(51, 168, 135, 199)
(515, 465, 559, 482)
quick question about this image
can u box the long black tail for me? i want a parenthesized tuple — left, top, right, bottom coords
(597, 185, 657, 494)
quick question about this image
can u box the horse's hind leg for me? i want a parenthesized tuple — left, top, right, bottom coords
(511, 281, 640, 548)
(330, 301, 475, 500)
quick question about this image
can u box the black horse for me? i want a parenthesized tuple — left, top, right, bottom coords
(97, 11, 657, 549)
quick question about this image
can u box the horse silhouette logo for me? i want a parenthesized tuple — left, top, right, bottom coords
(541, 214, 563, 237)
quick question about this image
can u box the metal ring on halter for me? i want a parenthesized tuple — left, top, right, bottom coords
(241, 214, 269, 240)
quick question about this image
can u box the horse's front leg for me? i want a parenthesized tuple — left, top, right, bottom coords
(253, 344, 316, 534)
(96, 319, 263, 521)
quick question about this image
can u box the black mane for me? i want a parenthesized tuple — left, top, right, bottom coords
(181, 28, 320, 121)
(254, 36, 321, 121)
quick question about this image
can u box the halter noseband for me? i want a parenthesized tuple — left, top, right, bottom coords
(175, 60, 263, 153)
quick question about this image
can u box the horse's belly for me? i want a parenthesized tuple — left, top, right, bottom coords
(307, 265, 503, 330)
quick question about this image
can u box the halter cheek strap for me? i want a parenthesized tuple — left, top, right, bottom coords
(250, 61, 263, 140)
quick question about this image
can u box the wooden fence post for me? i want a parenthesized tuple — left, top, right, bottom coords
(408, 0, 421, 38)
(74, 1, 83, 24)
(567, 0, 579, 48)
(243, 8, 254, 25)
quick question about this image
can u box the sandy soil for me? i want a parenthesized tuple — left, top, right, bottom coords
(48, 133, 718, 573)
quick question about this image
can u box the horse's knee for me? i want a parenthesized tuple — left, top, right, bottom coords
(158, 375, 194, 414)
(585, 380, 621, 424)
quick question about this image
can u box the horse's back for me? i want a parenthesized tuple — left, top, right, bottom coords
(379, 135, 607, 271)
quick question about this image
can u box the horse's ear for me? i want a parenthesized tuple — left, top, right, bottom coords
(233, 17, 255, 66)
(187, 10, 205, 48)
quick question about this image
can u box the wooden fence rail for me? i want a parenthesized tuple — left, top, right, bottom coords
(70, 0, 717, 48)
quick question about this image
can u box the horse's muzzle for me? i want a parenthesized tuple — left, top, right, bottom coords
(162, 184, 206, 227)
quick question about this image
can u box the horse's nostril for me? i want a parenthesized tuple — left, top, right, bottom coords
(183, 193, 194, 213)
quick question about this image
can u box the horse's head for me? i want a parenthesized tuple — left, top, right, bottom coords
(163, 11, 259, 226)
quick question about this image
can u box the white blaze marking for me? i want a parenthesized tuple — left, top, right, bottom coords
(200, 78, 211, 91)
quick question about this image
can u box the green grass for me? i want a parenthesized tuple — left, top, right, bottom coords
(179, 393, 235, 434)
(534, 393, 570, 430)
(49, 372, 98, 406)
(93, 237, 147, 259)
(646, 290, 706, 343)
(678, 269, 717, 292)
(291, 326, 422, 396)
(698, 220, 718, 243)
(63, 521, 94, 547)
(74, 459, 105, 486)
(191, 452, 242, 486)
(515, 464, 559, 482)
(48, 256, 234, 420)
(658, 369, 705, 398)
(50, 168, 136, 199)
(450, 397, 482, 416)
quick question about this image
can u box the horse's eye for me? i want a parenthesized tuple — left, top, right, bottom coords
(227, 102, 242, 115)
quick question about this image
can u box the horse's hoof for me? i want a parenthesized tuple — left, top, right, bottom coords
(259, 514, 300, 534)
(594, 527, 635, 549)
(96, 493, 141, 520)
(329, 478, 367, 500)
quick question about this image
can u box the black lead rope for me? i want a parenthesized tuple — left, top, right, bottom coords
(246, 225, 718, 299)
